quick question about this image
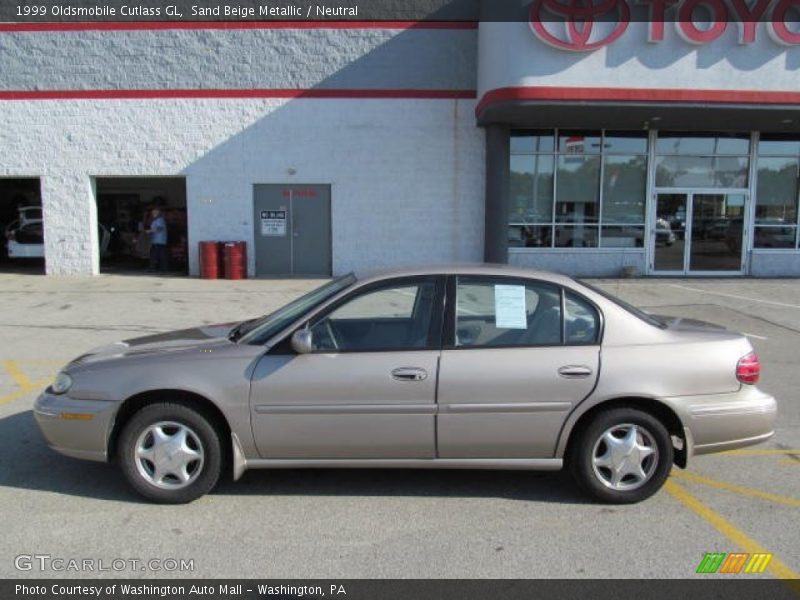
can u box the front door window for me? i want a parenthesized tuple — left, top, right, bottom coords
(310, 280, 437, 352)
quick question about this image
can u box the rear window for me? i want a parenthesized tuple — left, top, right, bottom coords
(577, 280, 666, 329)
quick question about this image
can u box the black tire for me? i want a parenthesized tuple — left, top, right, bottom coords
(570, 408, 673, 504)
(118, 401, 224, 504)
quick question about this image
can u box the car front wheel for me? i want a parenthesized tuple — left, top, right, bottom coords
(118, 402, 223, 504)
(571, 408, 673, 504)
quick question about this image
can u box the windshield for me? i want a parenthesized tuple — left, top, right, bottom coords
(237, 274, 356, 344)
(577, 280, 666, 329)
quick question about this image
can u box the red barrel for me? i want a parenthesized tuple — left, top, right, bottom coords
(223, 241, 247, 280)
(199, 241, 222, 279)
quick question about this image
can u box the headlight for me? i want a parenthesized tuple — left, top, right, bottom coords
(51, 372, 73, 395)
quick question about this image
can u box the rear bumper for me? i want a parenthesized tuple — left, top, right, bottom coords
(7, 241, 44, 258)
(34, 391, 120, 462)
(664, 387, 777, 458)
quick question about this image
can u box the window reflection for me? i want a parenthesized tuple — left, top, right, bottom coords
(510, 155, 554, 223)
(755, 157, 798, 224)
(603, 155, 647, 224)
(655, 133, 750, 155)
(754, 137, 800, 249)
(508, 131, 800, 254)
(654, 156, 749, 188)
(556, 155, 600, 224)
(508, 130, 647, 249)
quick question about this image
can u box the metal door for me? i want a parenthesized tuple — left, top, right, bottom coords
(250, 351, 439, 459)
(436, 276, 600, 458)
(249, 276, 444, 459)
(253, 184, 331, 277)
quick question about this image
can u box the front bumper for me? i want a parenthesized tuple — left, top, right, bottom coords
(664, 387, 777, 458)
(34, 391, 121, 462)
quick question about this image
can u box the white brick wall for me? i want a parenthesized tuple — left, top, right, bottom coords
(0, 98, 485, 276)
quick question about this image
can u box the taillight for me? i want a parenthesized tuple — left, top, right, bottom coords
(736, 352, 760, 385)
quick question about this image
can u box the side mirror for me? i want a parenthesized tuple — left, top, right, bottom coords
(291, 329, 314, 354)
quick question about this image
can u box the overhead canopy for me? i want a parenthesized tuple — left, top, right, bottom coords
(476, 92, 800, 133)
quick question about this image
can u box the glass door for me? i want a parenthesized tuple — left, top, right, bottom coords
(689, 193, 745, 273)
(653, 193, 688, 272)
(652, 192, 746, 274)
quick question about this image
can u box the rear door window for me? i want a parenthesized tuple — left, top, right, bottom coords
(455, 277, 562, 347)
(564, 291, 600, 344)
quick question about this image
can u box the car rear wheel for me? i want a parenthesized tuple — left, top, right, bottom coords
(118, 402, 223, 504)
(571, 408, 673, 504)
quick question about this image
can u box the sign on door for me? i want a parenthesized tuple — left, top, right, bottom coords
(260, 210, 287, 237)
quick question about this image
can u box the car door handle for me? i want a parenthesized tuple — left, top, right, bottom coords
(391, 367, 428, 382)
(558, 365, 593, 378)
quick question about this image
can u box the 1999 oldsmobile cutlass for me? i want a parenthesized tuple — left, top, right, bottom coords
(34, 265, 777, 504)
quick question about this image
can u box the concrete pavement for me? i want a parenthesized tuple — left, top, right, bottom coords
(0, 273, 797, 579)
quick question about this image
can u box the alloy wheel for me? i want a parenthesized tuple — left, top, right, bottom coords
(134, 421, 205, 490)
(591, 423, 659, 491)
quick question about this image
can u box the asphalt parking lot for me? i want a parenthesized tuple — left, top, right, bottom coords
(0, 273, 797, 580)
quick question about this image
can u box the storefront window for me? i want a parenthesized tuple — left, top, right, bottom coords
(555, 225, 598, 248)
(602, 155, 647, 224)
(558, 131, 601, 154)
(511, 132, 554, 154)
(603, 133, 648, 154)
(754, 136, 800, 249)
(758, 138, 800, 156)
(510, 155, 554, 224)
(655, 156, 749, 188)
(655, 133, 750, 155)
(555, 155, 600, 224)
(600, 225, 645, 248)
(654, 133, 750, 188)
(509, 130, 647, 249)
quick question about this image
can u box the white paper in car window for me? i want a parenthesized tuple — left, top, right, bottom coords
(494, 285, 527, 329)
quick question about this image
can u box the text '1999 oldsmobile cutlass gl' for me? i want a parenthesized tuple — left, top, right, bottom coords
(34, 265, 777, 504)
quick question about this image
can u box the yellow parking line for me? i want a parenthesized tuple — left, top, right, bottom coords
(2, 359, 34, 389)
(0, 386, 39, 407)
(721, 449, 800, 457)
(672, 470, 800, 508)
(15, 359, 65, 366)
(779, 459, 799, 466)
(664, 480, 799, 585)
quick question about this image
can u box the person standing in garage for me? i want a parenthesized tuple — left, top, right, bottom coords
(146, 207, 168, 273)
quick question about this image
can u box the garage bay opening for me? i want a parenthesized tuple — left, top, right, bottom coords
(94, 177, 188, 275)
(0, 178, 43, 274)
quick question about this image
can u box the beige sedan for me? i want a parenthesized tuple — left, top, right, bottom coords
(34, 265, 777, 504)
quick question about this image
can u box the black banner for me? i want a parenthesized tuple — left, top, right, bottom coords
(3, 579, 800, 600)
(4, 0, 800, 23)
(3, 0, 477, 22)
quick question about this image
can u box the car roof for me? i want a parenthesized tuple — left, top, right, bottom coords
(354, 263, 578, 287)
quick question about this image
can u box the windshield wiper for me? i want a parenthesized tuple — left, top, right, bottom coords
(228, 319, 256, 342)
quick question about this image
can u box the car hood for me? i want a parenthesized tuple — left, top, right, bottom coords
(67, 322, 241, 369)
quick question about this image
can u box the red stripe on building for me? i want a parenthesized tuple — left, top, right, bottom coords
(0, 88, 478, 100)
(476, 86, 800, 116)
(0, 21, 478, 32)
